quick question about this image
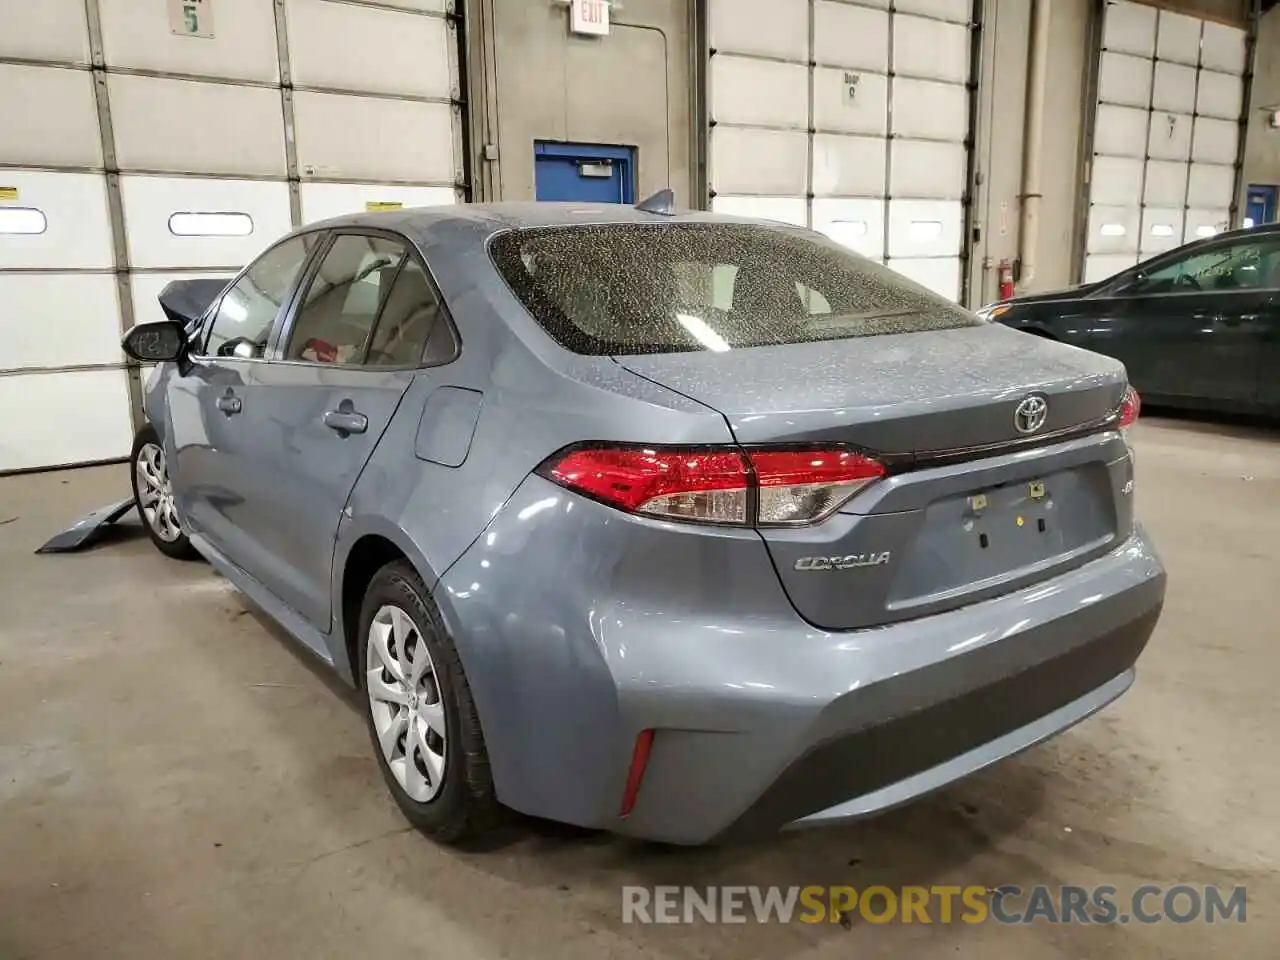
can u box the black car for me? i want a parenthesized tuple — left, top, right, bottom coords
(981, 224, 1280, 415)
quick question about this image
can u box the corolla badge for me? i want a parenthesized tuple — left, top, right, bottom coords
(1013, 394, 1049, 435)
(794, 553, 891, 571)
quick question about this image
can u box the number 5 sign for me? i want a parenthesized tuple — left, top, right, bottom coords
(169, 0, 215, 39)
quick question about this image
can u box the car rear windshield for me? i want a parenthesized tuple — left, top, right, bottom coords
(488, 222, 981, 356)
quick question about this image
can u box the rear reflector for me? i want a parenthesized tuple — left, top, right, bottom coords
(1118, 386, 1141, 429)
(538, 444, 885, 526)
(619, 729, 655, 817)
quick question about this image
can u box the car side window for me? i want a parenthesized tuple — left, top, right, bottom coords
(286, 233, 447, 367)
(203, 235, 316, 359)
(365, 258, 448, 366)
(1131, 240, 1280, 295)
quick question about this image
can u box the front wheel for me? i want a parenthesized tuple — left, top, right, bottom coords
(130, 425, 198, 560)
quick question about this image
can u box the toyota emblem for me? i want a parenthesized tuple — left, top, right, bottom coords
(1013, 395, 1049, 435)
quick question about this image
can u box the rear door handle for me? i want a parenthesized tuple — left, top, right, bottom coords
(216, 395, 242, 415)
(323, 409, 368, 435)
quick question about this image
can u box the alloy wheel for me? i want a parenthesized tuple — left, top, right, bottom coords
(366, 604, 447, 802)
(135, 442, 182, 543)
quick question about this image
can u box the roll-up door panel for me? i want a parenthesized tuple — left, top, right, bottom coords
(709, 0, 807, 60)
(1142, 160, 1188, 206)
(0, 370, 134, 472)
(893, 16, 967, 83)
(1085, 254, 1137, 284)
(1146, 113, 1193, 161)
(1103, 2, 1155, 55)
(812, 135, 886, 197)
(887, 256, 960, 301)
(1086, 205, 1140, 255)
(1184, 208, 1229, 242)
(0, 172, 113, 270)
(0, 274, 121, 370)
(286, 0, 451, 99)
(0, 0, 91, 63)
(711, 57, 807, 128)
(108, 75, 287, 177)
(1094, 104, 1148, 156)
(129, 271, 235, 330)
(1156, 12, 1201, 63)
(300, 183, 456, 224)
(1099, 52, 1153, 107)
(1196, 71, 1243, 120)
(1186, 164, 1234, 209)
(890, 140, 965, 200)
(813, 3, 889, 70)
(293, 92, 455, 183)
(1139, 207, 1183, 255)
(711, 196, 808, 228)
(0, 65, 102, 168)
(813, 199, 885, 260)
(372, 0, 447, 10)
(97, 0, 278, 81)
(1151, 61, 1195, 113)
(711, 127, 808, 195)
(813, 68, 887, 136)
(1200, 23, 1246, 73)
(119, 176, 292, 269)
(1092, 156, 1145, 206)
(892, 78, 967, 141)
(887, 200, 962, 259)
(1191, 118, 1237, 165)
(895, 0, 968, 21)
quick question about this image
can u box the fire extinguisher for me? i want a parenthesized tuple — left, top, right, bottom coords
(997, 258, 1015, 302)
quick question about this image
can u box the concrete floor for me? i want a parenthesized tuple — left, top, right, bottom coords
(0, 416, 1276, 959)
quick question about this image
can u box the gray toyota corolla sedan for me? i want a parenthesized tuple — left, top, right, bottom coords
(118, 197, 1166, 845)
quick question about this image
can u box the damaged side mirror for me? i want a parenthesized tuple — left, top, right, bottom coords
(121, 318, 187, 363)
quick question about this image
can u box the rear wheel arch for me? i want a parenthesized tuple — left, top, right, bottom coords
(340, 534, 412, 687)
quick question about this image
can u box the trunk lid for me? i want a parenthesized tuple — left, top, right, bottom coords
(617, 323, 1128, 455)
(617, 323, 1134, 630)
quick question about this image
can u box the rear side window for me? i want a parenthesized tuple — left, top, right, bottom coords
(284, 234, 447, 367)
(489, 223, 979, 356)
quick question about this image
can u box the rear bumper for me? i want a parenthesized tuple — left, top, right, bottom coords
(621, 535, 1163, 845)
(437, 473, 1165, 845)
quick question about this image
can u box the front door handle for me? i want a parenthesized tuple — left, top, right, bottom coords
(216, 395, 242, 415)
(323, 409, 368, 435)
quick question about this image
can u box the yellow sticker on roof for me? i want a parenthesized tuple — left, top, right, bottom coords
(365, 201, 403, 212)
(0, 187, 18, 202)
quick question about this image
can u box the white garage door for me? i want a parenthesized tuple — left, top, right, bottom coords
(0, 0, 463, 473)
(1084, 0, 1248, 283)
(707, 0, 974, 301)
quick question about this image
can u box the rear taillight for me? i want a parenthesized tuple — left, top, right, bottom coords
(1118, 386, 1141, 430)
(537, 444, 885, 526)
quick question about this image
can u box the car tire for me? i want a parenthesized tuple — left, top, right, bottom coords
(130, 425, 199, 561)
(357, 559, 500, 844)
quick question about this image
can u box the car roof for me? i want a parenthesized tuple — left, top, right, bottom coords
(297, 201, 788, 243)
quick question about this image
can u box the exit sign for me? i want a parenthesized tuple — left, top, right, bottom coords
(570, 0, 609, 36)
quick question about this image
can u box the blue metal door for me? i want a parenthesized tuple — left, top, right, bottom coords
(534, 142, 636, 203)
(1246, 185, 1278, 226)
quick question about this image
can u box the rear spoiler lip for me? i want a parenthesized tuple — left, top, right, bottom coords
(885, 409, 1126, 473)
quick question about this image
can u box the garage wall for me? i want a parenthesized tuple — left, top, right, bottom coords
(1082, 0, 1250, 283)
(0, 0, 464, 473)
(1240, 5, 1280, 202)
(706, 0, 977, 302)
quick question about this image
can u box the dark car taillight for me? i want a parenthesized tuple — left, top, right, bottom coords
(537, 444, 885, 527)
